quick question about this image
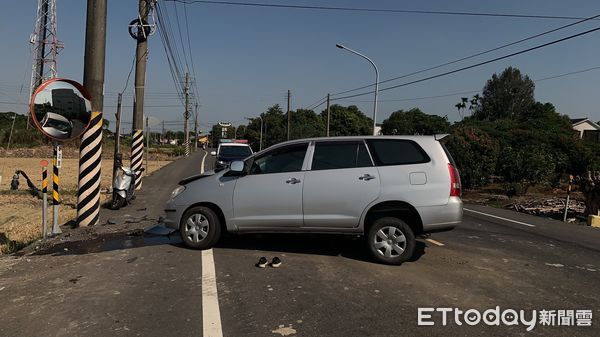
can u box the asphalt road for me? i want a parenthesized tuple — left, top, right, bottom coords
(1, 151, 599, 337)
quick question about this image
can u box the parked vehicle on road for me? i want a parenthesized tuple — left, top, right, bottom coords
(211, 141, 253, 170)
(164, 136, 462, 264)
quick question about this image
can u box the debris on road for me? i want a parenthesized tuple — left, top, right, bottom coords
(271, 324, 296, 336)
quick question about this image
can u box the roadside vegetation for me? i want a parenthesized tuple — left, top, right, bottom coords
(233, 67, 600, 216)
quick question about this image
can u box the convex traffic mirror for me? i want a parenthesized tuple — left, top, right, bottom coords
(30, 78, 92, 141)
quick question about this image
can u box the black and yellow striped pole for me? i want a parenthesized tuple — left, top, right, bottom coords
(41, 159, 48, 238)
(77, 111, 103, 227)
(131, 129, 144, 190)
(51, 144, 62, 235)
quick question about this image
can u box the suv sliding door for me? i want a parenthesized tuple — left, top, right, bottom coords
(302, 141, 380, 228)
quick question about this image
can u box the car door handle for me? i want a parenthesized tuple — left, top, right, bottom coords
(359, 174, 376, 181)
(286, 177, 301, 184)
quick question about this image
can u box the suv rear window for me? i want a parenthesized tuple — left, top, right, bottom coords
(366, 139, 430, 166)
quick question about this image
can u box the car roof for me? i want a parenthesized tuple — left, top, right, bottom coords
(252, 135, 442, 155)
(44, 112, 70, 122)
(218, 143, 250, 147)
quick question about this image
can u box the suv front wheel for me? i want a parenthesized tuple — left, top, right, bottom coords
(180, 206, 221, 249)
(367, 217, 415, 265)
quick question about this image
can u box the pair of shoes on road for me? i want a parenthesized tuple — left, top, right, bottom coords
(256, 256, 281, 268)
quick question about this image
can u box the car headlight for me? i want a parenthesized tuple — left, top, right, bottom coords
(170, 185, 186, 200)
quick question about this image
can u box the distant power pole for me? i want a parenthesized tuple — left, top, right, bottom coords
(131, 0, 151, 190)
(30, 0, 62, 128)
(326, 93, 331, 137)
(194, 103, 199, 152)
(184, 72, 190, 156)
(287, 89, 291, 140)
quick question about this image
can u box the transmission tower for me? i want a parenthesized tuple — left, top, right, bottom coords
(30, 0, 62, 96)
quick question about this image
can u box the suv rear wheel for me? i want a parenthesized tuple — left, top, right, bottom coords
(367, 217, 415, 265)
(180, 206, 221, 249)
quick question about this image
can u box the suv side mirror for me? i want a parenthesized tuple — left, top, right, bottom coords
(210, 151, 216, 156)
(229, 160, 244, 173)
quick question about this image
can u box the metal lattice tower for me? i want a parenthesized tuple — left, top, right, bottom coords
(30, 0, 62, 95)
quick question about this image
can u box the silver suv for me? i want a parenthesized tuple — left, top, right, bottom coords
(164, 136, 462, 264)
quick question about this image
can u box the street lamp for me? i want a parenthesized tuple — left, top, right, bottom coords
(336, 43, 379, 136)
(245, 116, 263, 151)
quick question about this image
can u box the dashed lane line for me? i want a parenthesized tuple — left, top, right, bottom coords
(202, 249, 223, 337)
(425, 238, 445, 246)
(464, 208, 536, 228)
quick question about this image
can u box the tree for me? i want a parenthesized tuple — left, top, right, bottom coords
(445, 125, 499, 188)
(475, 67, 535, 120)
(320, 104, 371, 136)
(381, 108, 450, 135)
(290, 108, 324, 139)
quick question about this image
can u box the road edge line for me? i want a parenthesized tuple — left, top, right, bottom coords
(464, 208, 536, 227)
(200, 151, 208, 174)
(202, 249, 223, 337)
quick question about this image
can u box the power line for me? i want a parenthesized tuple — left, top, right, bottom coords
(332, 12, 600, 97)
(332, 26, 600, 101)
(334, 65, 600, 104)
(165, 0, 594, 21)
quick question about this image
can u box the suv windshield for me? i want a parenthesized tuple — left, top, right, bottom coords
(219, 145, 252, 157)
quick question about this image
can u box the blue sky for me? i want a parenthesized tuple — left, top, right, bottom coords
(2, 0, 600, 132)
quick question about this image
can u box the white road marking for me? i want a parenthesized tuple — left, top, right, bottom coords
(200, 151, 208, 174)
(202, 249, 223, 337)
(425, 238, 445, 246)
(464, 208, 536, 227)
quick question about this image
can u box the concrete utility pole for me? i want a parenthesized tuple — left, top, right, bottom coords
(184, 72, 190, 156)
(326, 93, 331, 137)
(130, 0, 150, 190)
(112, 92, 123, 184)
(194, 103, 199, 152)
(287, 89, 291, 140)
(77, 0, 107, 227)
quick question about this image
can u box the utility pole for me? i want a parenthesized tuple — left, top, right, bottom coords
(162, 120, 165, 143)
(287, 89, 291, 140)
(194, 102, 199, 152)
(112, 93, 123, 185)
(131, 0, 150, 190)
(77, 0, 106, 227)
(184, 72, 190, 156)
(326, 93, 330, 137)
(145, 116, 150, 175)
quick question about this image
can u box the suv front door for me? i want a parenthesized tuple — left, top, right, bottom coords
(302, 141, 380, 228)
(232, 143, 308, 229)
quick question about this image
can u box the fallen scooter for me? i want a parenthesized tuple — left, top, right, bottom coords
(110, 153, 144, 210)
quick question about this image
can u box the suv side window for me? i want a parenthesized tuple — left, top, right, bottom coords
(366, 139, 430, 166)
(311, 142, 373, 170)
(249, 143, 308, 175)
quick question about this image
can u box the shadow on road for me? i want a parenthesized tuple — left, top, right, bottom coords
(215, 233, 427, 265)
(32, 230, 427, 265)
(32, 231, 185, 256)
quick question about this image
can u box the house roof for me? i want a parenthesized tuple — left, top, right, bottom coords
(571, 118, 600, 130)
